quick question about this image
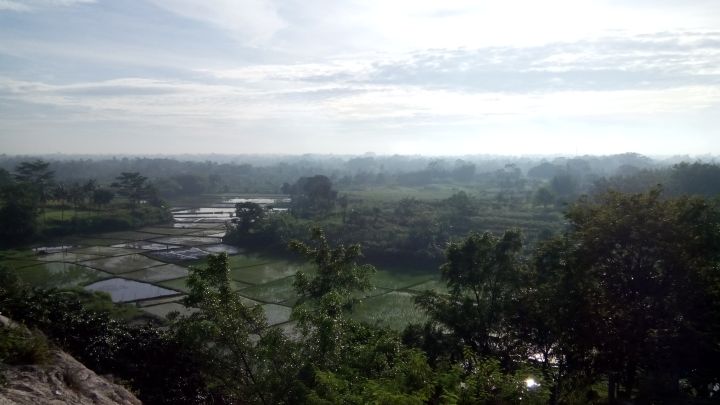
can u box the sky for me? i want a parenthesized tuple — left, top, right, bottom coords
(0, 0, 719, 156)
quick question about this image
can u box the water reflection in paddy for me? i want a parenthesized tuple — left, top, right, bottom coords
(85, 278, 179, 303)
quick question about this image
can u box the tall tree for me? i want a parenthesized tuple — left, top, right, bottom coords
(234, 201, 266, 235)
(538, 188, 720, 402)
(416, 230, 527, 362)
(52, 183, 69, 221)
(112, 172, 148, 210)
(290, 228, 375, 366)
(533, 187, 555, 208)
(172, 253, 300, 404)
(0, 184, 38, 246)
(14, 159, 54, 221)
(287, 175, 338, 217)
(92, 188, 114, 209)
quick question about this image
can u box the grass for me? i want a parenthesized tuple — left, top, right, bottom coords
(94, 230, 159, 241)
(149, 235, 222, 247)
(346, 184, 478, 203)
(370, 268, 436, 290)
(36, 252, 102, 263)
(186, 229, 227, 237)
(141, 302, 197, 318)
(406, 279, 449, 294)
(14, 262, 110, 289)
(75, 237, 131, 247)
(81, 254, 166, 274)
(67, 246, 144, 257)
(43, 207, 100, 221)
(138, 227, 198, 236)
(350, 291, 428, 331)
(228, 258, 310, 285)
(122, 264, 189, 283)
(136, 295, 186, 307)
(0, 250, 40, 270)
(261, 304, 292, 326)
(238, 276, 298, 304)
(0, 326, 51, 366)
(158, 277, 250, 293)
(158, 277, 190, 293)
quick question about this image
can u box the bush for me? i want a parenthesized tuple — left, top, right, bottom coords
(0, 325, 51, 366)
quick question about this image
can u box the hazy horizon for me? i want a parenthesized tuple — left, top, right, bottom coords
(1, 1, 719, 155)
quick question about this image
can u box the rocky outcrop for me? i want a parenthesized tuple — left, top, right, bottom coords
(0, 350, 141, 405)
(0, 313, 141, 405)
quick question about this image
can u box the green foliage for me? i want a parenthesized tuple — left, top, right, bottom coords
(556, 188, 720, 400)
(290, 227, 375, 302)
(669, 161, 720, 197)
(0, 183, 38, 247)
(533, 187, 555, 208)
(447, 353, 549, 405)
(92, 188, 114, 206)
(14, 159, 54, 206)
(305, 348, 434, 405)
(507, 188, 720, 403)
(225, 182, 562, 268)
(550, 173, 577, 198)
(42, 204, 172, 237)
(285, 175, 338, 218)
(173, 253, 301, 403)
(0, 265, 212, 404)
(0, 325, 51, 366)
(417, 230, 526, 358)
(112, 172, 159, 209)
(234, 201, 267, 234)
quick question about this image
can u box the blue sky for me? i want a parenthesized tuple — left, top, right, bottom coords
(1, 0, 719, 155)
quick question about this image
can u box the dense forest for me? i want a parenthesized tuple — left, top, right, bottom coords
(1, 154, 720, 404)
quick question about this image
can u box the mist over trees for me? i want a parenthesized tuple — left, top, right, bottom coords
(2, 152, 720, 404)
(0, 152, 698, 197)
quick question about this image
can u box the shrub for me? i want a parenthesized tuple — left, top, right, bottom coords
(0, 325, 51, 366)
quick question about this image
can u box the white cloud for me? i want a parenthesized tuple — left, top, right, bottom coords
(0, 1, 29, 11)
(0, 0, 94, 12)
(263, 0, 720, 56)
(2, 1, 720, 154)
(146, 0, 286, 45)
(2, 72, 718, 129)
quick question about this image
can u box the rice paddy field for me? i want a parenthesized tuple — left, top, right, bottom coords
(0, 195, 445, 331)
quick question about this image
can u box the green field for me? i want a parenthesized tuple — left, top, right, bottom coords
(14, 262, 110, 289)
(346, 184, 480, 203)
(238, 276, 298, 304)
(0, 195, 451, 328)
(82, 254, 166, 274)
(350, 291, 429, 330)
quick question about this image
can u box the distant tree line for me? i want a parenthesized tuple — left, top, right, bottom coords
(0, 160, 169, 247)
(1, 152, 703, 198)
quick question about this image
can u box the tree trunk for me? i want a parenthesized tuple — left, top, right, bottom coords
(608, 374, 617, 404)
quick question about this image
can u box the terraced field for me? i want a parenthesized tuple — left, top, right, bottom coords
(0, 195, 443, 331)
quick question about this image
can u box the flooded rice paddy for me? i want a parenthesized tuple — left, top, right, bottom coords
(3, 195, 440, 330)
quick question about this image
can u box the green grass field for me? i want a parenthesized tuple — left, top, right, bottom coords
(346, 184, 479, 203)
(370, 268, 436, 290)
(238, 276, 298, 304)
(14, 262, 110, 289)
(350, 291, 428, 330)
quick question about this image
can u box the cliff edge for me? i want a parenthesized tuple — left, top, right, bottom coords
(0, 349, 141, 405)
(0, 314, 141, 405)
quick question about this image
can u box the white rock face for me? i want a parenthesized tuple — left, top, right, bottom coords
(0, 350, 141, 405)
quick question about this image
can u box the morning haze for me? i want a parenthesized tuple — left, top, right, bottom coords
(2, 2, 720, 405)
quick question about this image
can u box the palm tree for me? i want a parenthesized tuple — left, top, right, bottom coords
(52, 184, 69, 222)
